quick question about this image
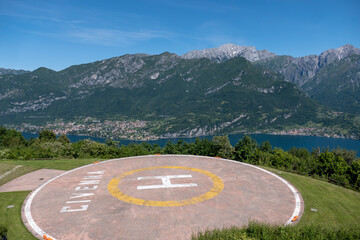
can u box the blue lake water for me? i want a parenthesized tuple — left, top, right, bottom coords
(22, 132, 360, 157)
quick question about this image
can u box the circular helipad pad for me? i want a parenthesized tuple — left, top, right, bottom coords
(22, 155, 303, 240)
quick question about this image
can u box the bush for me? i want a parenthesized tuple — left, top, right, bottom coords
(0, 127, 27, 148)
(235, 135, 257, 162)
(213, 135, 235, 159)
(0, 225, 7, 238)
(313, 152, 348, 177)
(38, 129, 56, 141)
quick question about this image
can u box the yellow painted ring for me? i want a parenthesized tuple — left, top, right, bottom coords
(107, 166, 224, 207)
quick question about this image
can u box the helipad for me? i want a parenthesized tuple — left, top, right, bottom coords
(22, 155, 303, 240)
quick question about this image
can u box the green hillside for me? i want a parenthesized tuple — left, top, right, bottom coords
(303, 54, 360, 115)
(1, 53, 359, 138)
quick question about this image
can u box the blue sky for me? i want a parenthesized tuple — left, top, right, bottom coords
(0, 0, 359, 71)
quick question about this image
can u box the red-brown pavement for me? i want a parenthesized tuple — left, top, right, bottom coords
(22, 155, 303, 240)
(0, 169, 65, 192)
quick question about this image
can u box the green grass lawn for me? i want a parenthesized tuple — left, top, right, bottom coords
(0, 158, 102, 171)
(274, 170, 360, 228)
(0, 191, 37, 239)
(1, 159, 359, 239)
(0, 164, 16, 175)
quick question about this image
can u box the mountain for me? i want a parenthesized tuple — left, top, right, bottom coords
(0, 67, 29, 75)
(184, 43, 360, 87)
(303, 54, 360, 114)
(183, 43, 360, 115)
(1, 46, 359, 139)
(256, 44, 360, 86)
(182, 43, 276, 62)
(254, 44, 360, 114)
(0, 52, 340, 138)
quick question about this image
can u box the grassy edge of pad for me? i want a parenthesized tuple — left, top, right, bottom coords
(0, 164, 18, 175)
(264, 167, 360, 228)
(0, 158, 102, 187)
(0, 163, 38, 186)
(0, 158, 103, 171)
(0, 191, 37, 240)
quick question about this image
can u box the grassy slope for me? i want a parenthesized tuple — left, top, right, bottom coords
(271, 170, 360, 227)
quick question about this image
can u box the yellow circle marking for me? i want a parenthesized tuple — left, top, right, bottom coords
(108, 166, 224, 207)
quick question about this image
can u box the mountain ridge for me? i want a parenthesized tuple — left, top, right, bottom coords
(0, 67, 29, 75)
(182, 43, 276, 62)
(1, 44, 360, 139)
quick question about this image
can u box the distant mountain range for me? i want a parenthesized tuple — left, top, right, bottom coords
(183, 43, 360, 115)
(182, 43, 276, 62)
(0, 68, 29, 75)
(1, 44, 359, 139)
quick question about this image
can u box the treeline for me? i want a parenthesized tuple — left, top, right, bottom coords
(0, 127, 359, 190)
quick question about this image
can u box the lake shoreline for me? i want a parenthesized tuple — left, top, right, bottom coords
(19, 130, 359, 141)
(21, 131, 360, 157)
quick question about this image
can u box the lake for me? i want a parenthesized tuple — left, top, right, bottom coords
(22, 132, 360, 157)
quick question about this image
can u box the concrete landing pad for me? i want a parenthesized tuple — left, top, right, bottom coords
(22, 155, 303, 240)
(0, 169, 65, 193)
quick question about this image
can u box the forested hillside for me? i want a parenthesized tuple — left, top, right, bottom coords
(1, 52, 359, 139)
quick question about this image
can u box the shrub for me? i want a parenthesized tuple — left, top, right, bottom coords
(38, 129, 56, 141)
(0, 225, 7, 238)
(235, 135, 257, 162)
(213, 135, 235, 159)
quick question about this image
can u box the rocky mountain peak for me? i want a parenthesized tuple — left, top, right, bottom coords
(318, 44, 360, 67)
(181, 43, 276, 62)
(334, 44, 359, 55)
(257, 44, 360, 87)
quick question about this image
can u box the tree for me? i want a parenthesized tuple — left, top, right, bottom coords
(348, 160, 360, 189)
(0, 127, 27, 148)
(270, 148, 296, 170)
(259, 140, 272, 153)
(191, 138, 218, 156)
(38, 129, 56, 141)
(175, 140, 190, 154)
(253, 148, 271, 165)
(331, 147, 357, 165)
(314, 152, 348, 177)
(288, 147, 310, 161)
(162, 141, 177, 154)
(235, 135, 257, 162)
(212, 135, 235, 159)
(57, 134, 71, 144)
